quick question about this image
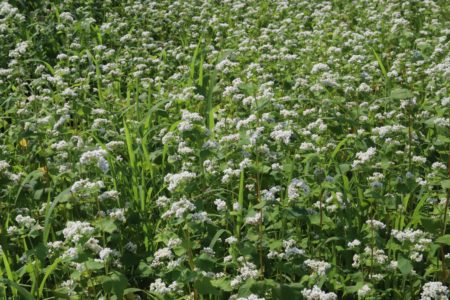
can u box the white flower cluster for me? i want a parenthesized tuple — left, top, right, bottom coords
(149, 278, 181, 295)
(231, 260, 259, 288)
(270, 126, 293, 145)
(352, 147, 376, 169)
(214, 199, 227, 211)
(245, 212, 262, 225)
(365, 219, 386, 230)
(164, 171, 196, 192)
(391, 229, 425, 243)
(347, 239, 361, 249)
(358, 284, 371, 298)
(287, 178, 310, 201)
(268, 239, 305, 260)
(79, 149, 109, 173)
(62, 221, 94, 243)
(15, 214, 37, 228)
(98, 190, 120, 201)
(304, 259, 331, 276)
(420, 282, 448, 300)
(70, 179, 104, 196)
(0, 160, 10, 173)
(161, 197, 196, 219)
(301, 285, 337, 300)
(151, 247, 174, 267)
(236, 294, 265, 300)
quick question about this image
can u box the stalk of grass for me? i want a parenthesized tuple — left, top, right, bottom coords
(236, 169, 245, 238)
(1, 250, 16, 297)
(123, 120, 139, 205)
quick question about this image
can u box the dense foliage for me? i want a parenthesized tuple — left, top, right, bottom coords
(0, 0, 449, 299)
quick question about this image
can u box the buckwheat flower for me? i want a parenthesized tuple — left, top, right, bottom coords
(156, 196, 170, 208)
(352, 147, 376, 169)
(161, 197, 195, 219)
(109, 208, 126, 222)
(287, 178, 310, 201)
(434, 117, 450, 127)
(7, 226, 18, 235)
(284, 245, 305, 259)
(391, 229, 425, 243)
(214, 199, 227, 211)
(181, 110, 203, 122)
(149, 279, 180, 295)
(192, 211, 211, 223)
(0, 160, 10, 172)
(202, 247, 215, 257)
(164, 171, 196, 192)
(432, 162, 446, 170)
(151, 247, 173, 267)
(270, 128, 293, 145)
(301, 285, 337, 300)
(62, 247, 78, 260)
(9, 41, 29, 58)
(98, 190, 119, 201)
(357, 83, 372, 93)
(15, 215, 36, 228)
(358, 284, 371, 298)
(239, 158, 252, 169)
(245, 212, 262, 225)
(364, 247, 388, 264)
(410, 252, 423, 262)
(225, 236, 238, 245)
(348, 239, 361, 249)
(85, 238, 102, 253)
(420, 282, 448, 300)
(79, 149, 109, 173)
(352, 254, 360, 268)
(98, 247, 113, 261)
(412, 156, 427, 164)
(311, 63, 330, 74)
(71, 179, 104, 196)
(304, 259, 331, 276)
(51, 140, 69, 151)
(231, 261, 259, 288)
(222, 168, 241, 184)
(47, 241, 64, 254)
(366, 220, 386, 229)
(167, 238, 182, 248)
(61, 279, 75, 295)
(237, 294, 265, 300)
(59, 12, 74, 23)
(63, 221, 94, 243)
(53, 114, 70, 130)
(125, 242, 137, 253)
(105, 141, 124, 151)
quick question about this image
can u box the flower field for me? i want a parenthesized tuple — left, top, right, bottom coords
(0, 0, 449, 299)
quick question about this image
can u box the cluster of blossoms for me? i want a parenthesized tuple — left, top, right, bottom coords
(0, 0, 448, 298)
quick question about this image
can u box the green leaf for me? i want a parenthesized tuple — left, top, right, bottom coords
(272, 283, 302, 299)
(398, 255, 413, 275)
(38, 258, 61, 297)
(0, 278, 35, 300)
(209, 229, 227, 249)
(85, 260, 104, 271)
(194, 277, 220, 296)
(44, 188, 71, 244)
(95, 218, 117, 233)
(441, 180, 450, 189)
(100, 271, 128, 299)
(390, 88, 413, 100)
(211, 278, 233, 292)
(435, 235, 450, 245)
